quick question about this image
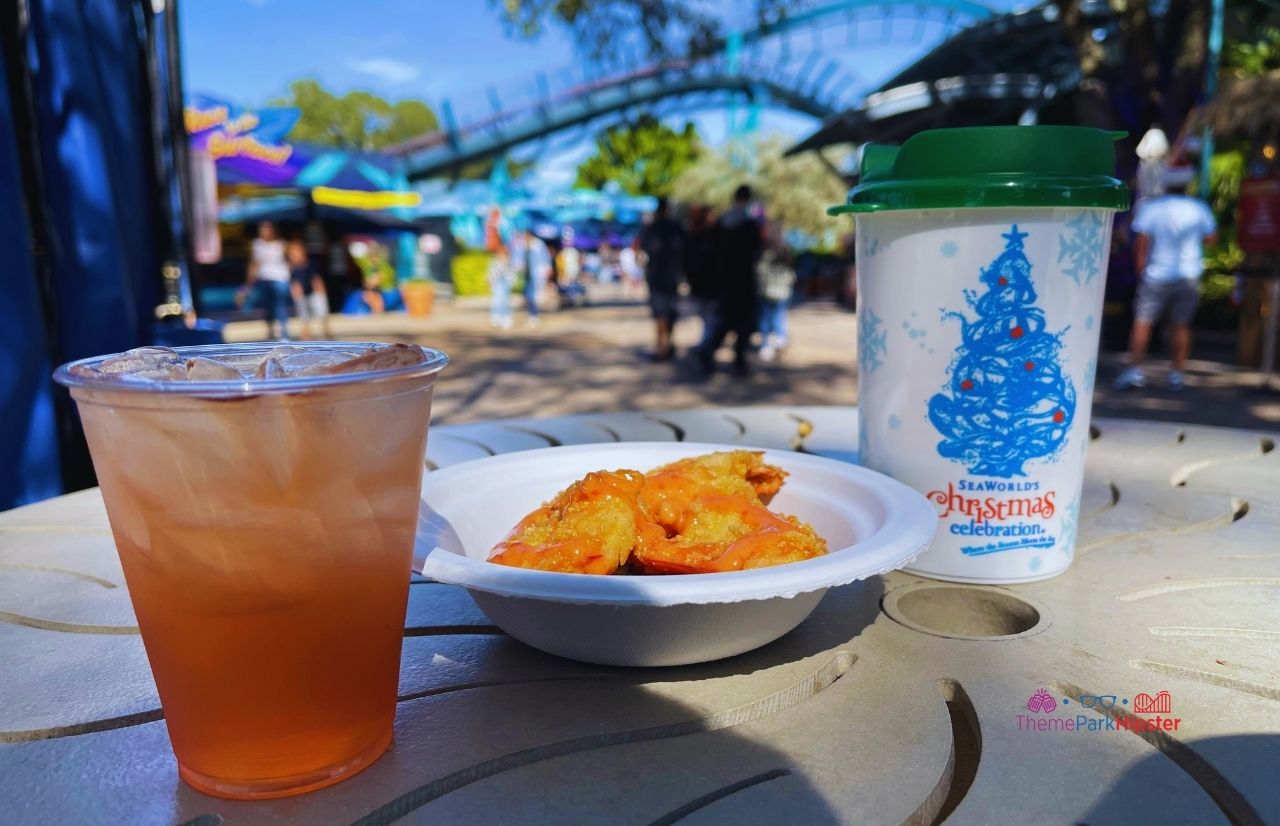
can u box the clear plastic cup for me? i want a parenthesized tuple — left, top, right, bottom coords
(54, 342, 447, 798)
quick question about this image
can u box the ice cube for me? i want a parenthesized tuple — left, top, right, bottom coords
(315, 343, 426, 375)
(255, 357, 287, 379)
(123, 364, 189, 381)
(185, 357, 244, 381)
(277, 350, 359, 376)
(264, 345, 302, 361)
(96, 347, 183, 376)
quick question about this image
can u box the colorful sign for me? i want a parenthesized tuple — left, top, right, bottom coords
(311, 186, 421, 210)
(185, 94, 303, 186)
(1238, 177, 1280, 254)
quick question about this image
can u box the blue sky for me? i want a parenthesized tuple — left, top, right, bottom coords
(183, 1, 578, 107)
(181, 0, 1020, 180)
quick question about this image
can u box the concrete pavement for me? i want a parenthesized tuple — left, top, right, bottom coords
(223, 293, 1280, 432)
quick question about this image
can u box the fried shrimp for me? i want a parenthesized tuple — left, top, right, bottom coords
(632, 493, 828, 574)
(640, 450, 786, 534)
(488, 452, 827, 575)
(488, 469, 662, 574)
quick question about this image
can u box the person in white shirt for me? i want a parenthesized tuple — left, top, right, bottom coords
(1115, 182, 1218, 391)
(240, 221, 292, 339)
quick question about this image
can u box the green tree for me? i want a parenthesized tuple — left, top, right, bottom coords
(1198, 17, 1280, 284)
(671, 136, 848, 246)
(493, 0, 795, 64)
(575, 115, 700, 196)
(1225, 27, 1280, 78)
(270, 79, 438, 151)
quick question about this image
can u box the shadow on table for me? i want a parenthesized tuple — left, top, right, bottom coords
(1080, 734, 1280, 826)
(181, 581, 884, 825)
(170, 507, 886, 823)
(634, 578, 884, 683)
(393, 582, 883, 824)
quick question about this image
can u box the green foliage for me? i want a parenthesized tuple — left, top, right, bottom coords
(1201, 272, 1236, 304)
(1207, 149, 1246, 217)
(452, 251, 493, 296)
(1203, 149, 1247, 278)
(671, 136, 849, 247)
(1199, 150, 1246, 328)
(575, 116, 701, 196)
(492, 0, 794, 62)
(270, 79, 438, 151)
(1197, 272, 1239, 330)
(1203, 20, 1280, 277)
(1225, 27, 1280, 78)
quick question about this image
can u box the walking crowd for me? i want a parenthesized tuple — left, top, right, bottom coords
(639, 184, 796, 376)
(485, 185, 796, 378)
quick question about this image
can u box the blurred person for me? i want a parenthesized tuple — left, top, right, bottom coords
(240, 221, 290, 339)
(638, 197, 686, 361)
(684, 204, 719, 349)
(581, 248, 601, 282)
(597, 241, 618, 283)
(488, 244, 516, 330)
(557, 239, 581, 285)
(521, 229, 552, 327)
(484, 207, 503, 252)
(349, 273, 386, 314)
(1114, 177, 1218, 391)
(287, 240, 330, 340)
(555, 236, 587, 308)
(699, 184, 763, 377)
(757, 225, 796, 362)
(619, 238, 645, 297)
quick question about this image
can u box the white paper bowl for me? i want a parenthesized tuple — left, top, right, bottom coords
(415, 443, 938, 666)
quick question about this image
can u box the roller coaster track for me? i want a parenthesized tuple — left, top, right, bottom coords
(388, 0, 999, 180)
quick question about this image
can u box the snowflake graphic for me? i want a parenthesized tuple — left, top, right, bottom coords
(1082, 356, 1098, 396)
(1057, 210, 1106, 284)
(940, 240, 959, 258)
(858, 308, 888, 374)
(864, 236, 888, 258)
(1059, 495, 1081, 552)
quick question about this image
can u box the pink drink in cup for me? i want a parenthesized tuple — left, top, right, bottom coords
(54, 342, 447, 798)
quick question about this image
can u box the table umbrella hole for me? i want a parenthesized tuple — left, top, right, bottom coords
(882, 584, 1050, 640)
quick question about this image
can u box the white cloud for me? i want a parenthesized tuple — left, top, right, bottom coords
(346, 57, 421, 84)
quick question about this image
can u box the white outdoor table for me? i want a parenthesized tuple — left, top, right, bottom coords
(2, 406, 1278, 825)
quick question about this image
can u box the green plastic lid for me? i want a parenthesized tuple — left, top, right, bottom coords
(828, 126, 1130, 215)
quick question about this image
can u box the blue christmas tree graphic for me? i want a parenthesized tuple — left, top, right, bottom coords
(929, 225, 1076, 477)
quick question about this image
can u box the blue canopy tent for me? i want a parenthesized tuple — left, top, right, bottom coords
(0, 0, 189, 508)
